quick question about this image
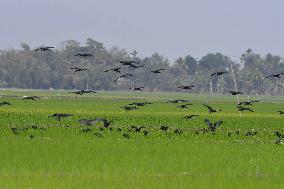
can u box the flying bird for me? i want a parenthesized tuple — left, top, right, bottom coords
(129, 87, 144, 91)
(129, 102, 152, 106)
(49, 113, 73, 121)
(178, 85, 195, 91)
(203, 104, 222, 113)
(237, 105, 254, 112)
(204, 119, 223, 132)
(119, 60, 139, 66)
(182, 114, 199, 120)
(68, 90, 96, 95)
(75, 53, 94, 57)
(176, 103, 193, 109)
(114, 74, 135, 82)
(0, 101, 11, 106)
(265, 73, 284, 79)
(22, 96, 40, 101)
(70, 67, 90, 73)
(238, 100, 260, 106)
(105, 67, 123, 74)
(35, 46, 54, 51)
(211, 71, 228, 77)
(228, 90, 243, 95)
(120, 106, 139, 110)
(129, 64, 144, 69)
(151, 69, 165, 74)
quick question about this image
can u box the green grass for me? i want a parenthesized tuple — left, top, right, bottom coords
(0, 90, 283, 189)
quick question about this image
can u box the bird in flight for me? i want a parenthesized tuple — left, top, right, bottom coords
(0, 102, 11, 106)
(75, 53, 94, 57)
(35, 46, 54, 51)
(114, 74, 135, 82)
(151, 69, 165, 74)
(177, 103, 193, 109)
(70, 67, 90, 73)
(203, 104, 222, 113)
(120, 106, 139, 110)
(129, 64, 144, 69)
(68, 90, 96, 95)
(277, 111, 284, 116)
(228, 90, 243, 95)
(105, 67, 123, 74)
(129, 87, 144, 91)
(211, 71, 228, 77)
(265, 73, 284, 79)
(49, 113, 73, 121)
(238, 100, 260, 106)
(178, 85, 195, 91)
(129, 102, 152, 106)
(204, 119, 223, 132)
(237, 105, 254, 112)
(119, 60, 139, 66)
(167, 99, 189, 103)
(22, 96, 40, 101)
(182, 114, 199, 120)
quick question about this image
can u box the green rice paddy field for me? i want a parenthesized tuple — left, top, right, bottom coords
(0, 90, 283, 189)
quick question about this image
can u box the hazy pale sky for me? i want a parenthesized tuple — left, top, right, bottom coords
(1, 0, 284, 61)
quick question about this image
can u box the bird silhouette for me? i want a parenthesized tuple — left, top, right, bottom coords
(70, 67, 90, 73)
(0, 101, 11, 106)
(160, 125, 169, 131)
(75, 53, 94, 57)
(182, 114, 199, 120)
(114, 74, 135, 82)
(35, 46, 54, 51)
(277, 111, 284, 116)
(120, 60, 139, 66)
(228, 90, 243, 95)
(22, 96, 40, 101)
(177, 103, 193, 109)
(129, 64, 144, 69)
(265, 73, 284, 79)
(211, 71, 228, 77)
(105, 67, 123, 74)
(204, 119, 223, 132)
(49, 113, 73, 121)
(275, 131, 284, 144)
(203, 104, 221, 113)
(129, 126, 145, 132)
(129, 87, 144, 91)
(151, 69, 165, 74)
(167, 99, 189, 103)
(238, 100, 260, 106)
(237, 105, 254, 112)
(178, 85, 195, 91)
(68, 89, 96, 95)
(120, 106, 139, 110)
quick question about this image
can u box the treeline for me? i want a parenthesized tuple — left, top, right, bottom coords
(0, 38, 283, 95)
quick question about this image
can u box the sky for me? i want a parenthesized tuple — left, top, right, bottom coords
(0, 0, 284, 61)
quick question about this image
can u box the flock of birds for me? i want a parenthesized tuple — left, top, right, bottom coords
(2, 46, 284, 144)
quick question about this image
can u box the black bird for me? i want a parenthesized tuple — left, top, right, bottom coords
(245, 131, 258, 136)
(237, 105, 254, 112)
(228, 90, 243, 95)
(177, 103, 193, 109)
(129, 126, 145, 132)
(203, 104, 221, 113)
(35, 46, 54, 51)
(75, 53, 94, 57)
(211, 71, 228, 77)
(119, 60, 139, 66)
(0, 101, 11, 106)
(204, 119, 223, 132)
(49, 113, 73, 121)
(120, 106, 139, 110)
(129, 87, 144, 91)
(129, 64, 144, 69)
(94, 118, 111, 128)
(105, 67, 123, 74)
(277, 111, 284, 116)
(151, 69, 165, 74)
(265, 73, 284, 79)
(22, 96, 40, 101)
(182, 114, 199, 120)
(174, 128, 183, 135)
(167, 99, 189, 103)
(178, 85, 195, 91)
(238, 100, 260, 106)
(160, 126, 169, 131)
(275, 131, 284, 144)
(68, 89, 96, 95)
(143, 130, 149, 136)
(70, 67, 90, 73)
(114, 74, 135, 82)
(129, 102, 151, 107)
